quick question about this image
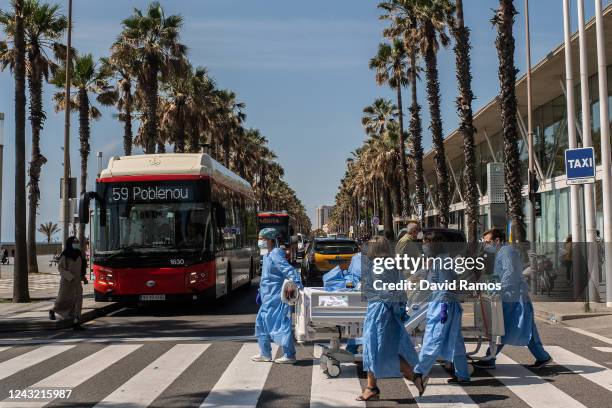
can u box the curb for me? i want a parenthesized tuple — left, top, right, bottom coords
(0, 302, 121, 332)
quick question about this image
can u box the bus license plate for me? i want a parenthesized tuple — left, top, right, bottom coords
(139, 294, 165, 301)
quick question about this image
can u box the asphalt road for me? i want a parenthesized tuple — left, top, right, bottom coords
(1, 280, 612, 407)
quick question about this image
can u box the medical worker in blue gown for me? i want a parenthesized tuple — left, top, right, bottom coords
(357, 236, 419, 402)
(472, 228, 552, 370)
(413, 230, 471, 396)
(253, 228, 303, 364)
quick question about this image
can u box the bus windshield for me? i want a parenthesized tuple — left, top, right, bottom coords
(258, 218, 289, 244)
(95, 180, 213, 256)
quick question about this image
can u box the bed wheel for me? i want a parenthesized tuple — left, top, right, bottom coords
(326, 360, 341, 378)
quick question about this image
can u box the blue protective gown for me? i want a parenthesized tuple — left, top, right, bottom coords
(494, 245, 534, 345)
(255, 247, 303, 358)
(490, 246, 549, 362)
(361, 257, 419, 378)
(415, 254, 470, 380)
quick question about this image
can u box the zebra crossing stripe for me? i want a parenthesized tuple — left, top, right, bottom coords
(94, 344, 207, 408)
(0, 345, 142, 408)
(0, 345, 75, 381)
(547, 346, 612, 392)
(310, 345, 364, 408)
(403, 366, 478, 408)
(200, 342, 278, 408)
(567, 327, 612, 346)
(493, 353, 588, 408)
(593, 346, 612, 353)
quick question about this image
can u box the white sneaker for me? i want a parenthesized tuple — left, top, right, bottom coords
(274, 356, 297, 364)
(251, 355, 272, 362)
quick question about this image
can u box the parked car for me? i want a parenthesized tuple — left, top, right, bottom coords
(301, 237, 359, 286)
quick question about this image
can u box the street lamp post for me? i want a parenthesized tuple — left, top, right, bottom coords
(578, 0, 599, 302)
(61, 0, 73, 247)
(525, 0, 539, 294)
(0, 113, 4, 277)
(564, 0, 585, 300)
(594, 0, 612, 306)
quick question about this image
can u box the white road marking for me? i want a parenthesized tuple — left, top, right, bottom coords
(493, 353, 588, 408)
(0, 345, 142, 408)
(593, 346, 612, 353)
(200, 342, 277, 408)
(310, 345, 364, 408)
(404, 366, 478, 408)
(566, 327, 612, 346)
(95, 344, 207, 408)
(0, 335, 257, 346)
(547, 345, 612, 392)
(0, 345, 75, 381)
(0, 347, 10, 353)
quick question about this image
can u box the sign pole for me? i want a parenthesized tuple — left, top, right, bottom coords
(61, 0, 73, 247)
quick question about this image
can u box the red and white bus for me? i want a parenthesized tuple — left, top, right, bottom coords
(82, 153, 258, 304)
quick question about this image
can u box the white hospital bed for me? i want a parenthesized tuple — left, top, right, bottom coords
(293, 287, 505, 378)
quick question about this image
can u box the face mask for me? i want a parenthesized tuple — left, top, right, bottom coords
(416, 231, 424, 240)
(422, 244, 433, 257)
(483, 243, 497, 254)
(258, 239, 268, 249)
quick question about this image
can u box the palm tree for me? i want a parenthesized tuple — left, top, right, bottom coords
(369, 39, 410, 216)
(379, 0, 427, 223)
(216, 90, 246, 168)
(53, 54, 114, 247)
(159, 65, 195, 153)
(118, 1, 187, 154)
(37, 222, 60, 243)
(361, 98, 398, 137)
(493, 0, 525, 242)
(102, 42, 136, 155)
(1, 0, 30, 301)
(0, 1, 66, 274)
(411, 0, 454, 227)
(453, 0, 478, 242)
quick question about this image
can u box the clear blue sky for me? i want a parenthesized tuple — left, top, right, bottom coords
(0, 0, 610, 242)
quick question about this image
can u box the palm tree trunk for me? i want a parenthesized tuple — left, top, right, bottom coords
(27, 52, 47, 274)
(145, 62, 158, 154)
(13, 0, 30, 302)
(494, 0, 525, 242)
(409, 49, 425, 224)
(396, 85, 410, 216)
(424, 22, 450, 228)
(123, 81, 133, 155)
(78, 88, 90, 248)
(454, 0, 479, 242)
(383, 186, 393, 235)
(223, 132, 230, 167)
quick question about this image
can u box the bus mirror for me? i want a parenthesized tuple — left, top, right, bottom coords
(79, 196, 90, 224)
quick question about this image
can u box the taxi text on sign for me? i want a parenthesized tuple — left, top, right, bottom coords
(565, 147, 596, 185)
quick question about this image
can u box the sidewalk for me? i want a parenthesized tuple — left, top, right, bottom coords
(533, 302, 612, 322)
(0, 255, 120, 331)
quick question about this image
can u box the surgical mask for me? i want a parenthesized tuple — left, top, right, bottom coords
(483, 243, 497, 254)
(422, 244, 433, 257)
(416, 231, 424, 240)
(258, 239, 268, 249)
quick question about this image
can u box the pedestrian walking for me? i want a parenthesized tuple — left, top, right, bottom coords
(358, 236, 419, 401)
(49, 236, 87, 330)
(473, 228, 552, 369)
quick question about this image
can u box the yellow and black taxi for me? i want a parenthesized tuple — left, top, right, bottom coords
(301, 237, 359, 286)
